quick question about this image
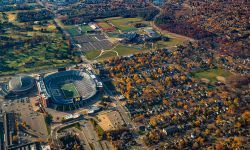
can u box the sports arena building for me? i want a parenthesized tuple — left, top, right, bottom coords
(38, 70, 102, 111)
(1, 75, 36, 99)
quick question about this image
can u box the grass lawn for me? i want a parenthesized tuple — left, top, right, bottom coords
(80, 25, 92, 32)
(85, 45, 144, 60)
(107, 17, 143, 32)
(33, 23, 56, 31)
(95, 124, 105, 139)
(156, 39, 184, 48)
(194, 69, 233, 83)
(66, 27, 81, 36)
(113, 45, 142, 56)
(61, 83, 79, 98)
(98, 51, 117, 60)
(85, 50, 101, 60)
(106, 32, 120, 38)
(47, 23, 57, 30)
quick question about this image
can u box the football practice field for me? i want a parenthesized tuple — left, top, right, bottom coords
(61, 83, 80, 98)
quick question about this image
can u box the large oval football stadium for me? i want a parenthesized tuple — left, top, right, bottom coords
(38, 70, 99, 111)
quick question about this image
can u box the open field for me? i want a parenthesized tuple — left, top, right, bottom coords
(193, 69, 233, 83)
(33, 21, 56, 31)
(104, 17, 146, 32)
(85, 45, 144, 60)
(114, 45, 142, 56)
(66, 26, 81, 36)
(98, 51, 118, 60)
(61, 83, 80, 99)
(156, 32, 188, 48)
(85, 50, 102, 60)
(80, 25, 93, 32)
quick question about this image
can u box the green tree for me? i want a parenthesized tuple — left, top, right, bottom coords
(45, 114, 53, 125)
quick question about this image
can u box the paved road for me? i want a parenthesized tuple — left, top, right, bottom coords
(81, 121, 104, 150)
(72, 128, 92, 150)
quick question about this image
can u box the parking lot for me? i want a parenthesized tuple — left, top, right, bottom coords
(2, 97, 48, 140)
(74, 33, 113, 52)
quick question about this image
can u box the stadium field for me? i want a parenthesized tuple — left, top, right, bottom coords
(61, 83, 79, 99)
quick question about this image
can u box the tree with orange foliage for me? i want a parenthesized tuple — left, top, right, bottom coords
(195, 120, 200, 127)
(234, 122, 241, 128)
(13, 135, 18, 142)
(241, 111, 250, 124)
(149, 117, 157, 127)
(216, 142, 224, 150)
(136, 79, 143, 84)
(133, 74, 140, 81)
(205, 129, 210, 135)
(215, 115, 222, 125)
(183, 104, 188, 110)
(22, 121, 27, 128)
(207, 91, 213, 97)
(157, 68, 163, 74)
(172, 115, 177, 121)
(180, 75, 186, 81)
(215, 129, 221, 137)
(196, 136, 205, 144)
(165, 76, 171, 82)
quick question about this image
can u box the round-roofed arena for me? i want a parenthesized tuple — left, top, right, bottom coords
(41, 70, 97, 111)
(9, 76, 35, 92)
(1, 75, 36, 99)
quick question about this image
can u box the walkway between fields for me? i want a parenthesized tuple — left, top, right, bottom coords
(94, 44, 119, 60)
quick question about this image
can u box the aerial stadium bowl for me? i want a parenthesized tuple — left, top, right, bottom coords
(43, 70, 97, 111)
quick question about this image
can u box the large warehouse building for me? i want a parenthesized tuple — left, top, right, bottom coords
(38, 69, 101, 111)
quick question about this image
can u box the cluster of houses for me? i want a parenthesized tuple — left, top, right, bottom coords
(100, 42, 249, 148)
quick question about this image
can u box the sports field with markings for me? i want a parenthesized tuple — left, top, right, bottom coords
(61, 83, 80, 99)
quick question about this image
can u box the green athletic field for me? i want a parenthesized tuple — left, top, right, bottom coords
(61, 83, 79, 98)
